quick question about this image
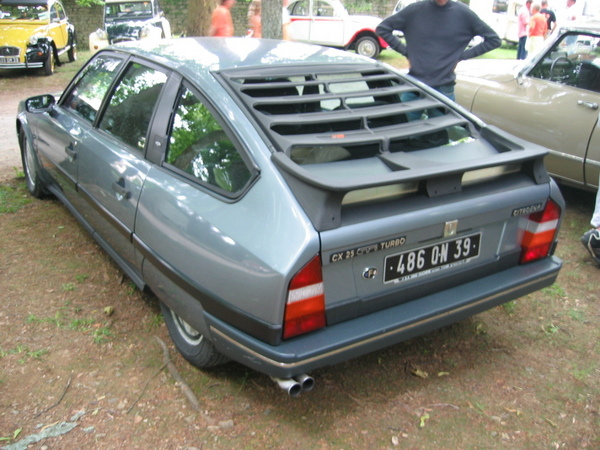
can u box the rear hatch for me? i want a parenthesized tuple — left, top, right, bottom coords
(217, 62, 557, 325)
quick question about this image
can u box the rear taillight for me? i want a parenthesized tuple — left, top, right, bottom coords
(519, 199, 561, 264)
(283, 255, 326, 340)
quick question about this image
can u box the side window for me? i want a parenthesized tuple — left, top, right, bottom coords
(55, 3, 65, 20)
(63, 56, 124, 124)
(49, 4, 57, 21)
(314, 1, 334, 17)
(530, 33, 600, 93)
(165, 86, 252, 194)
(99, 62, 167, 151)
(290, 0, 309, 16)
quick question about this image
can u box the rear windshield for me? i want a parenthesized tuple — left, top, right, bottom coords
(218, 63, 474, 166)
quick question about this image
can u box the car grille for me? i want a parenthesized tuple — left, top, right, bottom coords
(111, 37, 136, 44)
(0, 46, 20, 57)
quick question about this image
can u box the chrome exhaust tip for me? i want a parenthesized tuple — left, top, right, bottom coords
(271, 376, 303, 397)
(294, 373, 315, 392)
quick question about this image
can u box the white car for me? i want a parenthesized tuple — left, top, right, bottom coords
(287, 0, 387, 58)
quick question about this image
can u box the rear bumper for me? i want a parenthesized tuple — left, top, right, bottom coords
(207, 256, 561, 378)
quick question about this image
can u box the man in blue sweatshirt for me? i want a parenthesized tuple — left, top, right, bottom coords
(376, 0, 501, 101)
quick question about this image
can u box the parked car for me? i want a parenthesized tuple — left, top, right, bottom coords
(17, 37, 564, 396)
(88, 0, 171, 53)
(0, 0, 76, 75)
(456, 21, 600, 192)
(287, 0, 387, 58)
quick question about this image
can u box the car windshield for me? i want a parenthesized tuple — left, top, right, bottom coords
(105, 1, 153, 19)
(0, 4, 48, 20)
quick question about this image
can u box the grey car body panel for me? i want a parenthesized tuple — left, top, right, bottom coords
(16, 37, 564, 379)
(207, 255, 561, 378)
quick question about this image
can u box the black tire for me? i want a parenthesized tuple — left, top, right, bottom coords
(43, 50, 54, 76)
(355, 36, 380, 59)
(68, 43, 77, 62)
(160, 301, 229, 368)
(20, 128, 47, 199)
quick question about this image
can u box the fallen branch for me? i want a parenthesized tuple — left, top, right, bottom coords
(154, 336, 200, 411)
(126, 361, 169, 414)
(33, 376, 72, 419)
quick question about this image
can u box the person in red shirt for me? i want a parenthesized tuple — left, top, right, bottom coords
(528, 3, 548, 56)
(209, 0, 236, 37)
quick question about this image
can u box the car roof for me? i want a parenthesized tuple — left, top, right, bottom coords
(560, 20, 600, 34)
(0, 0, 53, 5)
(110, 37, 373, 74)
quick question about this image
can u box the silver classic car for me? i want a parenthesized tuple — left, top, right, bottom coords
(456, 21, 600, 192)
(17, 38, 564, 396)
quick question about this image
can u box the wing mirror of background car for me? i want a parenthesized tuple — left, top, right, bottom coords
(26, 94, 56, 113)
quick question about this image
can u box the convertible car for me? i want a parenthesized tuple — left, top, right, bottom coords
(456, 21, 600, 192)
(17, 38, 563, 396)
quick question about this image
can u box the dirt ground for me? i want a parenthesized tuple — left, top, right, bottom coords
(0, 61, 598, 449)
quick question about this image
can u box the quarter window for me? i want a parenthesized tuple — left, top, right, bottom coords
(99, 62, 167, 151)
(63, 56, 124, 124)
(166, 87, 252, 194)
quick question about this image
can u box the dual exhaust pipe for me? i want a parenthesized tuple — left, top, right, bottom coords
(271, 374, 315, 397)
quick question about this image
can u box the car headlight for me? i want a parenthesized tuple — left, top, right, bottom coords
(140, 25, 151, 38)
(28, 35, 39, 45)
(94, 28, 108, 40)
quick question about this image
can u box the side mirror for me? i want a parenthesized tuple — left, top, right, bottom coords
(25, 94, 56, 113)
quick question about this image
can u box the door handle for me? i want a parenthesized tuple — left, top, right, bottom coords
(112, 178, 131, 200)
(65, 142, 77, 161)
(577, 100, 599, 110)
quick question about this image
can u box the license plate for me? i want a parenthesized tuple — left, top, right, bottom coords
(0, 56, 19, 64)
(384, 233, 481, 283)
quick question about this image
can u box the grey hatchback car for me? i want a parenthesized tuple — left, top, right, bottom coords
(17, 37, 564, 396)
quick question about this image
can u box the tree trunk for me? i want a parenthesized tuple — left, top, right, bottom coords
(262, 0, 283, 39)
(187, 0, 218, 36)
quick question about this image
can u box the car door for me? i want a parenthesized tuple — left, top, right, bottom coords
(288, 0, 312, 42)
(72, 58, 169, 278)
(470, 31, 600, 189)
(48, 1, 68, 49)
(309, 0, 344, 47)
(34, 54, 126, 211)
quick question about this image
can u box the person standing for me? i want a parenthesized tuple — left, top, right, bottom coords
(376, 0, 501, 101)
(517, 0, 533, 59)
(209, 0, 236, 37)
(540, 0, 557, 37)
(581, 178, 600, 264)
(563, 0, 581, 22)
(528, 3, 548, 56)
(247, 0, 262, 38)
(282, 0, 291, 40)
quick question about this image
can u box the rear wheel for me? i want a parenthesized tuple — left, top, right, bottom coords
(43, 50, 54, 76)
(20, 129, 47, 198)
(68, 44, 77, 62)
(160, 301, 229, 368)
(355, 36, 380, 58)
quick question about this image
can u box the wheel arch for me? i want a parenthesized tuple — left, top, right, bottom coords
(347, 29, 385, 51)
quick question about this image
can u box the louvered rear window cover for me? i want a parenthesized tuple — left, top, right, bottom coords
(217, 63, 473, 162)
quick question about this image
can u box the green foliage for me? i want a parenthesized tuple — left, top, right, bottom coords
(0, 182, 32, 214)
(167, 88, 250, 192)
(75, 0, 104, 7)
(502, 300, 517, 315)
(0, 345, 48, 363)
(93, 327, 113, 343)
(167, 90, 222, 164)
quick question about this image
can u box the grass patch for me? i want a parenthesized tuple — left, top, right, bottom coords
(0, 181, 32, 214)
